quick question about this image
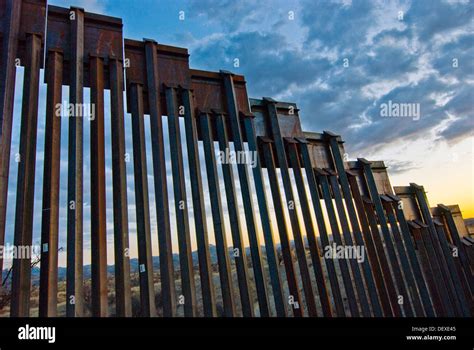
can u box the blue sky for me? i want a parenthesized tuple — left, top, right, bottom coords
(4, 0, 473, 267)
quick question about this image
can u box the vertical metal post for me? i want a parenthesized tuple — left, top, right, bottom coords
(387, 194, 436, 317)
(215, 113, 253, 317)
(90, 55, 108, 317)
(361, 197, 402, 316)
(358, 159, 413, 317)
(10, 33, 42, 317)
(381, 195, 424, 316)
(200, 111, 235, 317)
(297, 140, 346, 317)
(180, 88, 211, 317)
(325, 132, 382, 317)
(39, 50, 63, 317)
(262, 98, 316, 317)
(415, 220, 455, 317)
(66, 7, 85, 317)
(433, 220, 472, 316)
(286, 141, 332, 317)
(346, 171, 392, 317)
(109, 57, 132, 317)
(221, 73, 269, 316)
(438, 204, 474, 294)
(144, 42, 177, 317)
(129, 83, 156, 317)
(316, 169, 359, 317)
(241, 113, 285, 317)
(0, 0, 22, 276)
(326, 169, 371, 317)
(411, 184, 468, 316)
(162, 85, 201, 318)
(407, 221, 445, 316)
(260, 139, 302, 317)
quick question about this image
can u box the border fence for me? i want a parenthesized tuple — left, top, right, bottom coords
(0, 0, 472, 317)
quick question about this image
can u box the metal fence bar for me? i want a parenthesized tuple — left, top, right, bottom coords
(10, 33, 42, 317)
(262, 98, 317, 317)
(362, 197, 402, 317)
(39, 49, 63, 317)
(297, 140, 346, 317)
(438, 205, 474, 294)
(260, 138, 303, 316)
(66, 7, 85, 317)
(387, 194, 435, 317)
(380, 195, 424, 316)
(109, 57, 132, 317)
(241, 113, 286, 317)
(144, 42, 178, 317)
(346, 171, 392, 317)
(215, 113, 253, 317)
(180, 90, 215, 318)
(432, 220, 472, 316)
(358, 159, 414, 317)
(200, 111, 236, 317)
(222, 73, 270, 316)
(316, 168, 359, 317)
(410, 184, 465, 316)
(0, 0, 22, 277)
(325, 132, 382, 317)
(129, 83, 156, 317)
(90, 55, 108, 317)
(326, 169, 371, 317)
(407, 221, 445, 316)
(415, 220, 455, 317)
(286, 140, 333, 317)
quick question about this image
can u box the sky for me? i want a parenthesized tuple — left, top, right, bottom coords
(4, 0, 473, 267)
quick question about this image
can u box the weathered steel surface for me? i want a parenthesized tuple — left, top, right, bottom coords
(432, 219, 473, 316)
(438, 204, 474, 295)
(380, 195, 424, 316)
(260, 138, 303, 316)
(326, 169, 371, 317)
(410, 184, 469, 317)
(358, 158, 414, 317)
(46, 5, 123, 87)
(10, 33, 42, 317)
(66, 6, 85, 318)
(346, 171, 393, 317)
(90, 55, 108, 317)
(223, 75, 269, 316)
(182, 94, 216, 317)
(325, 132, 383, 317)
(316, 168, 359, 317)
(298, 140, 346, 317)
(407, 221, 444, 316)
(241, 113, 286, 317)
(387, 193, 436, 317)
(215, 113, 253, 317)
(417, 220, 457, 316)
(0, 0, 46, 280)
(286, 140, 332, 317)
(145, 41, 177, 317)
(39, 50, 63, 317)
(129, 83, 156, 317)
(262, 98, 316, 317)
(362, 196, 402, 317)
(109, 57, 132, 317)
(200, 111, 236, 317)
